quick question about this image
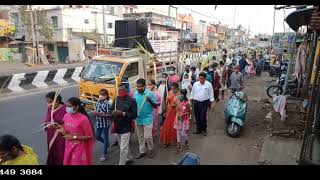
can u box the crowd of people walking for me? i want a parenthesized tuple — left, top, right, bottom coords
(0, 48, 270, 165)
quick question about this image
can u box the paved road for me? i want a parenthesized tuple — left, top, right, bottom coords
(0, 86, 79, 164)
(0, 74, 272, 165)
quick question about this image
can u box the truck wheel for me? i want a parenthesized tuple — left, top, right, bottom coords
(226, 122, 241, 138)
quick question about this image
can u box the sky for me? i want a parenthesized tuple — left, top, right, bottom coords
(177, 5, 295, 35)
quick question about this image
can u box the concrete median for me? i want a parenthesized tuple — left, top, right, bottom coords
(0, 67, 83, 96)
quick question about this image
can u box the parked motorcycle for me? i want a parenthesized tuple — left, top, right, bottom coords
(266, 76, 302, 98)
(268, 63, 288, 77)
(224, 91, 248, 137)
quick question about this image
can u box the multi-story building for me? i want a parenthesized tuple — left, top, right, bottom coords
(113, 5, 138, 17)
(0, 5, 145, 63)
(27, 5, 122, 62)
(137, 5, 177, 18)
(177, 13, 194, 51)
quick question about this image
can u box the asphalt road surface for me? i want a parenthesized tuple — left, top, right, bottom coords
(0, 74, 272, 165)
(0, 86, 79, 164)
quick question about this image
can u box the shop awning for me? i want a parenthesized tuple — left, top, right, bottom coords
(285, 7, 316, 31)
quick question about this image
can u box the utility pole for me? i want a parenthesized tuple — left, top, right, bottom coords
(283, 33, 296, 95)
(28, 5, 38, 64)
(102, 5, 107, 48)
(180, 14, 187, 52)
(34, 9, 40, 64)
(232, 5, 237, 47)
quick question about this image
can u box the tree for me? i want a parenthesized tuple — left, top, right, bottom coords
(19, 5, 53, 42)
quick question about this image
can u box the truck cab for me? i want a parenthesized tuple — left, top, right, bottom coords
(79, 48, 146, 111)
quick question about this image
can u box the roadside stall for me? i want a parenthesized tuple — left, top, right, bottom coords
(269, 6, 318, 142)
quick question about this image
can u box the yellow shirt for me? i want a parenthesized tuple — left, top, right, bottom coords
(1, 145, 39, 165)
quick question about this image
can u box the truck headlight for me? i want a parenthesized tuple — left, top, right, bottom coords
(81, 94, 86, 97)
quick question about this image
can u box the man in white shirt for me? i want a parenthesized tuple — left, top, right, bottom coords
(190, 72, 215, 136)
(195, 62, 202, 80)
(185, 54, 191, 66)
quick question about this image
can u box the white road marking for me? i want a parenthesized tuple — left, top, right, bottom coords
(7, 73, 25, 92)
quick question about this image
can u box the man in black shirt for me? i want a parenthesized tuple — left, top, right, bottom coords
(111, 85, 137, 165)
(190, 67, 197, 86)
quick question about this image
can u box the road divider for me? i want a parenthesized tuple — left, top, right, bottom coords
(0, 67, 84, 95)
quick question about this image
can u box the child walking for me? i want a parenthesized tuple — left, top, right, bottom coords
(246, 61, 256, 79)
(174, 89, 191, 153)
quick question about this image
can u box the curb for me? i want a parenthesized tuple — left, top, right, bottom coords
(0, 67, 84, 95)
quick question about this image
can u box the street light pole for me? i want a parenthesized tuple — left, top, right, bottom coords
(102, 5, 107, 48)
(28, 5, 38, 64)
(232, 5, 237, 47)
(180, 14, 186, 52)
(34, 9, 40, 64)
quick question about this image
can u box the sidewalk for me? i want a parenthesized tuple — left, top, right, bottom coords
(0, 61, 85, 76)
(258, 136, 300, 165)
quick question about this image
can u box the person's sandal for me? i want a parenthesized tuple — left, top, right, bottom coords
(135, 153, 146, 159)
(176, 146, 182, 154)
(162, 144, 170, 148)
(99, 155, 107, 162)
(147, 150, 155, 158)
(111, 141, 118, 146)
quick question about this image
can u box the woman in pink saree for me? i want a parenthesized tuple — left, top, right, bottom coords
(57, 97, 94, 165)
(45, 92, 67, 165)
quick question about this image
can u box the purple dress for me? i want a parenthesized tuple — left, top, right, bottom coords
(45, 104, 67, 165)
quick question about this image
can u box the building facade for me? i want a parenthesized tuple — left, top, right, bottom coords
(29, 5, 123, 62)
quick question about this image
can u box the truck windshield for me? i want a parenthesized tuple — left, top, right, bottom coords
(81, 60, 123, 84)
